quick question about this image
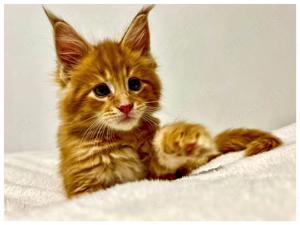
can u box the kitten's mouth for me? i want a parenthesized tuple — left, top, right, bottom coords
(108, 113, 141, 131)
(119, 114, 136, 123)
(120, 116, 133, 122)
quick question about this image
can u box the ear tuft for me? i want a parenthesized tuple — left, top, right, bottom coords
(54, 22, 89, 68)
(120, 5, 155, 55)
(43, 6, 64, 26)
(43, 7, 90, 70)
(138, 4, 155, 15)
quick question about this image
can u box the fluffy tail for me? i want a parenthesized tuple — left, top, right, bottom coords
(215, 128, 282, 156)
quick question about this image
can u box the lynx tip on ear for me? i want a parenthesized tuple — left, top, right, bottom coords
(42, 6, 64, 26)
(138, 4, 155, 15)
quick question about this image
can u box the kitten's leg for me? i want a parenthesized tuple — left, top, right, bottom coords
(148, 122, 220, 179)
(60, 146, 145, 198)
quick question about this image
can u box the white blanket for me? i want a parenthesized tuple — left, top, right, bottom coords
(5, 123, 296, 220)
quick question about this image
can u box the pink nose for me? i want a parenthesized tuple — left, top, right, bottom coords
(118, 103, 133, 114)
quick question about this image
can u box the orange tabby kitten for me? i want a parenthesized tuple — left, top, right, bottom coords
(44, 5, 282, 198)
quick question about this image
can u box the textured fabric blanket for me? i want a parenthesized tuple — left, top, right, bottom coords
(5, 123, 296, 220)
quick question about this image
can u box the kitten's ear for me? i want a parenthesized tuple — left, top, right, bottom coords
(43, 7, 90, 70)
(120, 5, 154, 55)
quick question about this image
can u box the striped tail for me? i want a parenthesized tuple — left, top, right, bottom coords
(215, 128, 282, 156)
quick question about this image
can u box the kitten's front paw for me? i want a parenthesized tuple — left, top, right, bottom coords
(153, 122, 219, 175)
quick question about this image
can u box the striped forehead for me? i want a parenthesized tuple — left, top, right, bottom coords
(95, 42, 129, 87)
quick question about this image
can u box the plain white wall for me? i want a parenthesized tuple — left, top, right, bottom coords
(5, 5, 295, 153)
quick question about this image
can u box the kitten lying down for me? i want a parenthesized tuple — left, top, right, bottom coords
(44, 5, 282, 198)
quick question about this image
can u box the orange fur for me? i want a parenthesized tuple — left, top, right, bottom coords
(150, 123, 283, 178)
(45, 5, 283, 197)
(215, 128, 282, 156)
(150, 122, 220, 179)
(45, 5, 161, 197)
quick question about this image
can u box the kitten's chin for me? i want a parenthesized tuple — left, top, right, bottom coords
(108, 117, 140, 131)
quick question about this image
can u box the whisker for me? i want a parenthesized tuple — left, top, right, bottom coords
(62, 115, 99, 128)
(77, 118, 100, 151)
(142, 113, 159, 129)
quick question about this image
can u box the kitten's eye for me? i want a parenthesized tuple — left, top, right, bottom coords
(94, 83, 111, 97)
(128, 77, 141, 91)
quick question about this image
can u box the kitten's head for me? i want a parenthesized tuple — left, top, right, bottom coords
(45, 5, 161, 132)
